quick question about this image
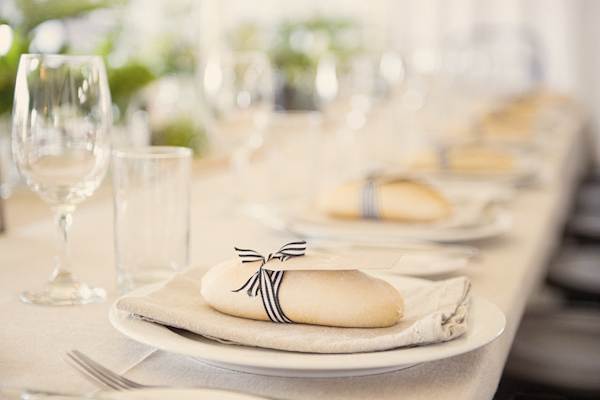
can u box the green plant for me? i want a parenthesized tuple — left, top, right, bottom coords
(269, 17, 363, 86)
(0, 0, 151, 121)
(152, 116, 209, 157)
(0, 1, 120, 114)
(269, 16, 363, 110)
(0, 22, 26, 117)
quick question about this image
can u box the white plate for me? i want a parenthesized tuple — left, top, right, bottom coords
(389, 145, 544, 186)
(415, 160, 542, 186)
(109, 275, 506, 378)
(0, 388, 266, 400)
(101, 388, 267, 400)
(286, 208, 513, 243)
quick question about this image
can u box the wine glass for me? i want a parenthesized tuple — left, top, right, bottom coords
(203, 51, 273, 216)
(12, 54, 112, 305)
(316, 52, 386, 178)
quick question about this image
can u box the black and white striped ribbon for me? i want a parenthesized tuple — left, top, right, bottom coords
(232, 241, 307, 323)
(360, 178, 381, 219)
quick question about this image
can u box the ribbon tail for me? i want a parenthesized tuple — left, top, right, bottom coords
(232, 270, 260, 297)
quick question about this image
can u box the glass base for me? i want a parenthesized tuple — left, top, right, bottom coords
(117, 268, 175, 295)
(19, 281, 107, 306)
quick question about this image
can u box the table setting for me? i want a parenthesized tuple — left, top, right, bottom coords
(278, 173, 515, 243)
(0, 49, 588, 400)
(110, 258, 504, 378)
(394, 141, 547, 187)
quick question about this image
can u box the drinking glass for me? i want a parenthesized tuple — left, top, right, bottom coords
(203, 51, 273, 215)
(12, 54, 112, 305)
(112, 146, 191, 294)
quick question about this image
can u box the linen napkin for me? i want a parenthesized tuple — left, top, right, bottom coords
(116, 265, 471, 354)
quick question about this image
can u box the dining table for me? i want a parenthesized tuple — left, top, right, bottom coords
(0, 97, 588, 400)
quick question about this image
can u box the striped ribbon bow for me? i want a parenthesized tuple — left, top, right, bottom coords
(232, 241, 307, 323)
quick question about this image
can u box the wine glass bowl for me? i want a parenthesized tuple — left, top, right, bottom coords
(204, 51, 272, 147)
(12, 54, 112, 305)
(203, 51, 273, 214)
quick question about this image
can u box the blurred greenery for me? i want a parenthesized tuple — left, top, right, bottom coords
(14, 0, 128, 33)
(0, 3, 364, 154)
(0, 0, 209, 155)
(152, 116, 210, 157)
(239, 16, 363, 110)
(0, 24, 25, 117)
(93, 24, 156, 115)
(269, 17, 362, 86)
(0, 0, 136, 117)
(227, 16, 363, 110)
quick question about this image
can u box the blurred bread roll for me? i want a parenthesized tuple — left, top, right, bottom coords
(407, 144, 516, 172)
(318, 178, 452, 223)
(481, 109, 536, 140)
(450, 144, 516, 170)
(201, 259, 405, 328)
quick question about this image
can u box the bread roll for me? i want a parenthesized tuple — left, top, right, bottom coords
(480, 102, 539, 140)
(318, 179, 452, 223)
(201, 259, 405, 328)
(407, 145, 516, 172)
(451, 144, 516, 171)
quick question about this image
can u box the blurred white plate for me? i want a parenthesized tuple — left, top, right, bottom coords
(109, 275, 506, 378)
(285, 207, 513, 243)
(390, 146, 544, 186)
(286, 179, 514, 243)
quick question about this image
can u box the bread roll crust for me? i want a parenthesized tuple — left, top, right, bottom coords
(319, 179, 452, 223)
(407, 145, 516, 171)
(201, 259, 405, 328)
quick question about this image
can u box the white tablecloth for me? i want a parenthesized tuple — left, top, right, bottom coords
(0, 107, 586, 399)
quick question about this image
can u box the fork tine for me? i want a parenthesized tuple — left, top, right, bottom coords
(63, 352, 125, 391)
(65, 350, 145, 391)
(71, 350, 144, 390)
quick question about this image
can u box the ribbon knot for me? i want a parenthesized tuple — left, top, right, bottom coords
(232, 241, 306, 323)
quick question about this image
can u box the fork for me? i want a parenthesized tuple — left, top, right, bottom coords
(63, 350, 168, 391)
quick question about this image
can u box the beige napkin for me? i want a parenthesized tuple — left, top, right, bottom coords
(116, 265, 470, 354)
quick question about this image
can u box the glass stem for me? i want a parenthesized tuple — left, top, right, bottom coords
(49, 204, 77, 285)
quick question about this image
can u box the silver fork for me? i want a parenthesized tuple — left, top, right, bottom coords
(63, 350, 167, 391)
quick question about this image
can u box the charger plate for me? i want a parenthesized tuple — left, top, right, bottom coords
(109, 275, 505, 378)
